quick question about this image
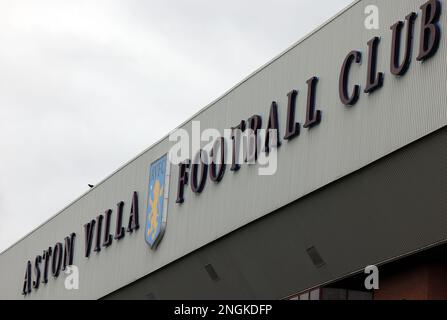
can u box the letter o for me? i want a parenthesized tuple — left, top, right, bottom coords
(191, 150, 208, 193)
(51, 242, 63, 278)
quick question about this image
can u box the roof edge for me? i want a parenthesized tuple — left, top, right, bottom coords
(1, 0, 361, 256)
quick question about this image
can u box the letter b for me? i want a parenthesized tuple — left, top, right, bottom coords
(417, 0, 441, 61)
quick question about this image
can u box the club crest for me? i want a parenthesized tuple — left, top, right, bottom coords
(145, 154, 170, 249)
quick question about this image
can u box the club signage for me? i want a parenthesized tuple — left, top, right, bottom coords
(20, 0, 442, 296)
(22, 158, 170, 295)
(21, 191, 141, 296)
(175, 0, 442, 204)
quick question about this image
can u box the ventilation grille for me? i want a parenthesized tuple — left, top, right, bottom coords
(204, 264, 220, 281)
(306, 246, 326, 268)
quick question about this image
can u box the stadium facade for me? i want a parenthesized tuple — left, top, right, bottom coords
(1, 0, 447, 300)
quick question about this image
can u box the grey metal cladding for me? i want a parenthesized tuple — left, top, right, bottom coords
(1, 0, 447, 299)
(105, 127, 447, 300)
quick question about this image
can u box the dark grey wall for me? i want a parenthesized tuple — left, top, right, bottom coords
(104, 126, 447, 300)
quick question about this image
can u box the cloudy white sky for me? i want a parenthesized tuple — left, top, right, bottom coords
(0, 0, 353, 252)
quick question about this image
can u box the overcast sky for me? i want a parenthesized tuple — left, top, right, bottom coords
(0, 0, 353, 252)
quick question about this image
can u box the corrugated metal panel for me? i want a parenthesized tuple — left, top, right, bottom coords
(1, 0, 446, 299)
(104, 127, 447, 299)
